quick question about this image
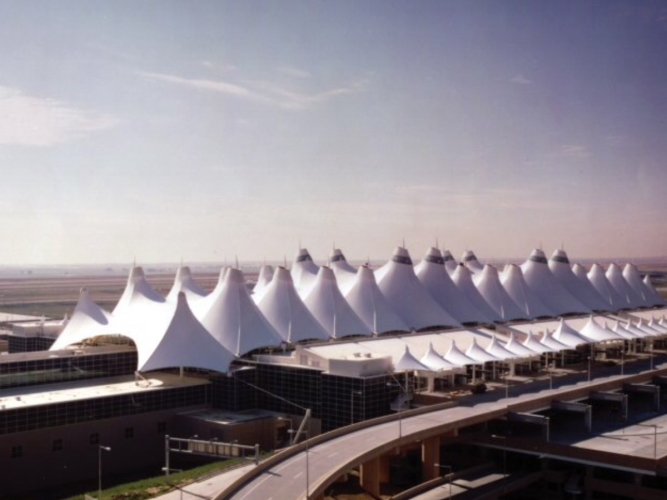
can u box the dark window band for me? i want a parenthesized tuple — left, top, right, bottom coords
(424, 255, 445, 265)
(392, 255, 413, 265)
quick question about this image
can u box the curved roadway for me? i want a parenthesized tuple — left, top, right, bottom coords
(220, 357, 667, 500)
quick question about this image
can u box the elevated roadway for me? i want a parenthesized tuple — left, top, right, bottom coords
(216, 357, 667, 500)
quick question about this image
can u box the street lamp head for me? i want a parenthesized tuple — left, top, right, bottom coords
(100, 446, 111, 452)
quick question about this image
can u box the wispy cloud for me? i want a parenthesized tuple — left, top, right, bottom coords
(510, 74, 532, 85)
(0, 86, 118, 147)
(559, 144, 590, 160)
(200, 60, 238, 72)
(277, 66, 311, 79)
(138, 70, 370, 110)
(139, 71, 267, 102)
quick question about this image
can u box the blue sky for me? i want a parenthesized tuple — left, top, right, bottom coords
(1, 1, 666, 265)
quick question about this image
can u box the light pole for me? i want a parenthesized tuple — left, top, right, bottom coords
(433, 463, 452, 499)
(350, 390, 362, 425)
(98, 445, 111, 500)
(387, 381, 404, 438)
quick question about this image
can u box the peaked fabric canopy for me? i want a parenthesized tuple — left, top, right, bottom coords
(344, 265, 410, 334)
(621, 264, 653, 306)
(196, 268, 283, 356)
(465, 338, 498, 363)
(609, 321, 638, 340)
(291, 248, 319, 293)
(302, 266, 372, 339)
(137, 293, 236, 373)
(578, 316, 623, 342)
(451, 264, 502, 323)
(587, 264, 626, 311)
(552, 319, 589, 347)
(420, 342, 460, 371)
(442, 250, 458, 274)
(540, 330, 569, 351)
(330, 248, 358, 292)
(255, 266, 330, 343)
(461, 250, 484, 273)
(485, 334, 521, 360)
(606, 263, 644, 309)
(501, 264, 555, 319)
(51, 288, 116, 350)
(643, 275, 666, 307)
(167, 266, 207, 302)
(394, 345, 430, 371)
(444, 340, 476, 365)
(504, 332, 540, 357)
(549, 251, 611, 312)
(520, 249, 590, 316)
(375, 247, 460, 330)
(474, 265, 528, 322)
(523, 330, 555, 353)
(113, 266, 165, 317)
(415, 247, 492, 324)
(252, 264, 275, 298)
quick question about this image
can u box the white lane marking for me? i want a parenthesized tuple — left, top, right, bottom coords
(328, 451, 339, 458)
(294, 471, 304, 479)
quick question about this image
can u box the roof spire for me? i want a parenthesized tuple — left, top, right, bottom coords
(284, 255, 287, 268)
(235, 255, 239, 269)
(435, 237, 439, 250)
(402, 237, 405, 248)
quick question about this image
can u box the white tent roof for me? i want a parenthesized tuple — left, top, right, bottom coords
(420, 342, 460, 371)
(578, 316, 624, 342)
(344, 265, 410, 334)
(375, 247, 460, 330)
(451, 264, 502, 323)
(395, 345, 431, 372)
(167, 266, 207, 302)
(255, 266, 330, 343)
(606, 263, 644, 310)
(415, 247, 492, 324)
(551, 318, 590, 347)
(252, 264, 274, 299)
(622, 264, 655, 306)
(291, 248, 319, 294)
(587, 264, 626, 311)
(196, 268, 283, 356)
(635, 318, 664, 337)
(504, 332, 540, 357)
(643, 275, 666, 307)
(302, 266, 372, 339)
(474, 265, 528, 322)
(485, 334, 522, 360)
(462, 250, 484, 273)
(609, 320, 640, 340)
(330, 248, 358, 292)
(549, 251, 610, 312)
(444, 340, 476, 366)
(520, 249, 590, 316)
(136, 292, 236, 373)
(113, 266, 165, 317)
(648, 317, 667, 334)
(442, 250, 458, 274)
(465, 337, 499, 363)
(501, 264, 555, 319)
(51, 289, 117, 350)
(540, 330, 570, 351)
(523, 330, 555, 353)
(621, 319, 652, 338)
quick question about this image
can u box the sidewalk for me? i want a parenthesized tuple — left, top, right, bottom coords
(153, 463, 256, 500)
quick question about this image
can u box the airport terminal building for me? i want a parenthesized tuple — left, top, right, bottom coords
(1, 246, 666, 498)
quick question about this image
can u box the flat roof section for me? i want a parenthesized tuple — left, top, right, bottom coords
(0, 371, 209, 411)
(0, 344, 135, 365)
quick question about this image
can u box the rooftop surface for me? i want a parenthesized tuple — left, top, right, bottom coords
(0, 371, 209, 411)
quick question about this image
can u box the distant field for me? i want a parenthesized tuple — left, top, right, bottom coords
(0, 265, 664, 319)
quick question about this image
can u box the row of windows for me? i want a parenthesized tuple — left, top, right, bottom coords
(9, 422, 167, 459)
(0, 386, 207, 435)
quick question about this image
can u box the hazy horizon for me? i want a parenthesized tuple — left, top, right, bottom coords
(1, 1, 666, 265)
